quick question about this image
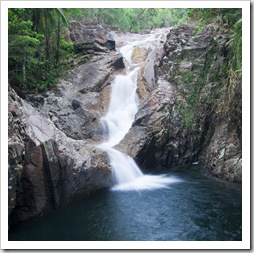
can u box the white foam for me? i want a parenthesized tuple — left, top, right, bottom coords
(111, 175, 182, 191)
(98, 32, 182, 191)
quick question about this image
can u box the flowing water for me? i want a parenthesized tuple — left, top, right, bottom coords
(98, 31, 177, 191)
(9, 166, 242, 241)
(8, 31, 242, 241)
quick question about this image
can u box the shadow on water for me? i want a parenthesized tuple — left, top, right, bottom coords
(9, 165, 242, 241)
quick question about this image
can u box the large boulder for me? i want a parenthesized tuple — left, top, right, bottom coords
(8, 87, 112, 226)
(27, 48, 124, 142)
(69, 22, 116, 54)
(117, 79, 182, 169)
(8, 88, 26, 222)
(119, 25, 241, 182)
(205, 122, 242, 182)
(9, 23, 128, 226)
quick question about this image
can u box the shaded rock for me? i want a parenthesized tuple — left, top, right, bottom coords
(132, 46, 148, 64)
(205, 123, 242, 183)
(69, 22, 116, 54)
(39, 48, 124, 141)
(118, 79, 179, 168)
(74, 107, 84, 117)
(8, 87, 26, 222)
(27, 95, 45, 108)
(118, 24, 241, 184)
(8, 88, 112, 226)
(110, 56, 125, 70)
(71, 99, 81, 110)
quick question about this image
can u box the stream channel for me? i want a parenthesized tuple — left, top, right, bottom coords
(9, 30, 242, 241)
(9, 166, 242, 241)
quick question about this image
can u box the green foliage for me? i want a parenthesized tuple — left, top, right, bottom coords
(188, 8, 242, 72)
(152, 9, 188, 27)
(178, 104, 195, 128)
(8, 9, 42, 89)
(183, 72, 194, 83)
(8, 8, 189, 91)
(227, 17, 242, 72)
(175, 8, 242, 130)
(8, 8, 74, 91)
(75, 8, 188, 32)
(63, 8, 84, 21)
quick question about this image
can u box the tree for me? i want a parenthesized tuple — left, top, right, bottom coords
(30, 8, 68, 66)
(75, 8, 188, 32)
(8, 9, 43, 88)
(188, 8, 242, 72)
(8, 8, 190, 91)
(8, 8, 74, 91)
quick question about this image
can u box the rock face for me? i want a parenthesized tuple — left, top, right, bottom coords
(69, 22, 116, 54)
(119, 25, 241, 183)
(8, 87, 112, 225)
(32, 51, 123, 142)
(8, 23, 242, 227)
(8, 24, 123, 226)
(70, 21, 115, 53)
(26, 23, 125, 143)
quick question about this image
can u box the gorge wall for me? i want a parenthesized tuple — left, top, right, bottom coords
(8, 22, 242, 226)
(119, 24, 241, 183)
(8, 23, 123, 226)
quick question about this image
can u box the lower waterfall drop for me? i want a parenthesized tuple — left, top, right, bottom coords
(98, 34, 180, 191)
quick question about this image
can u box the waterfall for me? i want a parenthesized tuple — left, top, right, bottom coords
(98, 33, 180, 191)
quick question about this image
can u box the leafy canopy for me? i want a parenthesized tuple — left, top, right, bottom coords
(8, 8, 74, 91)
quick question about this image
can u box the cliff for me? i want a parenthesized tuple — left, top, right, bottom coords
(8, 23, 123, 226)
(8, 23, 241, 227)
(119, 24, 241, 183)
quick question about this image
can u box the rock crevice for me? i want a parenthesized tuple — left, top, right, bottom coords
(8, 23, 242, 228)
(8, 23, 120, 226)
(119, 25, 241, 183)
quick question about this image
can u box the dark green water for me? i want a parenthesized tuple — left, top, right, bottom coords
(9, 166, 242, 241)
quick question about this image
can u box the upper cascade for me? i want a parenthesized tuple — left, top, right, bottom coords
(98, 31, 181, 191)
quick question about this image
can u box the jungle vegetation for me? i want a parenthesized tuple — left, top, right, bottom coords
(8, 8, 241, 91)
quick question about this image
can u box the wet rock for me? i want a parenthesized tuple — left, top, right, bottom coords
(127, 32, 167, 99)
(118, 79, 179, 168)
(69, 22, 116, 54)
(132, 46, 148, 64)
(74, 107, 84, 117)
(38, 48, 123, 141)
(119, 25, 241, 183)
(8, 23, 242, 229)
(8, 88, 112, 225)
(110, 57, 125, 70)
(71, 99, 81, 110)
(8, 23, 124, 227)
(205, 123, 242, 183)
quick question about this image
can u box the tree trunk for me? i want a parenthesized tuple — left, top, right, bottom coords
(56, 14, 60, 65)
(22, 53, 26, 87)
(44, 11, 50, 69)
(32, 9, 41, 33)
(129, 9, 146, 32)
